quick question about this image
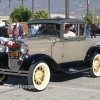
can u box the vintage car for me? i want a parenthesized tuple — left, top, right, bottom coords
(0, 18, 100, 91)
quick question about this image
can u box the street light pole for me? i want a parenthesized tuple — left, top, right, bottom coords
(32, 0, 34, 20)
(65, 0, 69, 18)
(48, 0, 50, 18)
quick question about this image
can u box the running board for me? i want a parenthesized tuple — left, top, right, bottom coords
(63, 68, 91, 74)
(0, 68, 28, 76)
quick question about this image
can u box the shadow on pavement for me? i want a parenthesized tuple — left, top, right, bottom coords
(50, 71, 90, 82)
(3, 71, 92, 92)
(5, 71, 90, 85)
(6, 76, 27, 85)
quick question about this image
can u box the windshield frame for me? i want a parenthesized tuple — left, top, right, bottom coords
(27, 23, 61, 38)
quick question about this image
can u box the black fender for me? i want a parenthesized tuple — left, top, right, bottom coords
(0, 53, 8, 68)
(20, 54, 64, 73)
(85, 46, 100, 67)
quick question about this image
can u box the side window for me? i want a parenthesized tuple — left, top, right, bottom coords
(63, 23, 78, 39)
(80, 24, 85, 36)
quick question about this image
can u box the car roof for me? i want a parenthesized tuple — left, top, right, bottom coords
(28, 18, 86, 25)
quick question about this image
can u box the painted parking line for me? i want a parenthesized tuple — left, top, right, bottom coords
(49, 85, 100, 92)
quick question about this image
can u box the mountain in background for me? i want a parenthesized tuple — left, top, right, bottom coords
(0, 0, 100, 16)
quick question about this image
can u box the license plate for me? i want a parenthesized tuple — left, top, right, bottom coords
(9, 51, 19, 58)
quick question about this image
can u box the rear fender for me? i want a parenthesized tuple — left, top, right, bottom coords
(20, 54, 64, 72)
(85, 46, 100, 67)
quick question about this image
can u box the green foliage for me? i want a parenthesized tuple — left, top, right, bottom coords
(84, 11, 98, 24)
(0, 0, 1, 2)
(10, 6, 32, 22)
(7, 18, 12, 24)
(34, 10, 49, 19)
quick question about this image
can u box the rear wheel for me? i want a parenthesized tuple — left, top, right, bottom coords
(0, 74, 8, 85)
(90, 54, 100, 77)
(27, 61, 50, 91)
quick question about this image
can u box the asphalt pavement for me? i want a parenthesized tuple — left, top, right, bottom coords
(0, 72, 100, 100)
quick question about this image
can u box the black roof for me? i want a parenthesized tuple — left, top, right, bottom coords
(28, 18, 86, 24)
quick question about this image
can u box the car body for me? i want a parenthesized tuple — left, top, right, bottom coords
(0, 18, 100, 91)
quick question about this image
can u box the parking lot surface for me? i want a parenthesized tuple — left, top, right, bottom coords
(0, 72, 100, 100)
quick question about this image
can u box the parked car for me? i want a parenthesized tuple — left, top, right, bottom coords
(0, 18, 100, 91)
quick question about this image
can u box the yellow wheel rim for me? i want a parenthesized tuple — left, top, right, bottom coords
(93, 54, 100, 76)
(34, 67, 44, 85)
(33, 62, 50, 90)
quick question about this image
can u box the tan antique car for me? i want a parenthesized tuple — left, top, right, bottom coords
(0, 18, 100, 91)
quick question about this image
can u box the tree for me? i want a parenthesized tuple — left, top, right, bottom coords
(84, 11, 98, 24)
(17, 0, 25, 6)
(34, 10, 49, 19)
(10, 6, 32, 22)
(0, 0, 1, 2)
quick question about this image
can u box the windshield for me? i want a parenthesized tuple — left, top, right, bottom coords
(28, 23, 60, 37)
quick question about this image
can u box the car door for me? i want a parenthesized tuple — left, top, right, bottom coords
(62, 23, 80, 63)
(62, 40, 80, 63)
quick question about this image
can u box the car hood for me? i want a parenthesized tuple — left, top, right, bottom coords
(21, 36, 60, 45)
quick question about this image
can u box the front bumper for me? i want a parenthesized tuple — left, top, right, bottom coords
(0, 52, 29, 76)
(0, 68, 28, 76)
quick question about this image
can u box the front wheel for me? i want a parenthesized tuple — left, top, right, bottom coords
(27, 61, 50, 91)
(90, 54, 100, 77)
(0, 74, 8, 85)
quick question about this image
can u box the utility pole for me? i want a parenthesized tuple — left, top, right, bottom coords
(48, 0, 50, 18)
(32, 0, 34, 20)
(65, 0, 69, 18)
(86, 0, 89, 14)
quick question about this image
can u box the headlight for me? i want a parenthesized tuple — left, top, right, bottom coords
(0, 44, 6, 52)
(21, 44, 29, 54)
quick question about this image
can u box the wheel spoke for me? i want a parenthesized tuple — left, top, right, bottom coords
(97, 56, 100, 63)
(38, 67, 41, 70)
(41, 68, 44, 72)
(93, 62, 98, 67)
(93, 64, 99, 72)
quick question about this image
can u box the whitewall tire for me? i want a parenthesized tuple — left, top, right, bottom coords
(28, 61, 50, 91)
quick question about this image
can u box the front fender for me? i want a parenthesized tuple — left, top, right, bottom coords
(0, 53, 8, 68)
(20, 54, 64, 73)
(85, 46, 100, 67)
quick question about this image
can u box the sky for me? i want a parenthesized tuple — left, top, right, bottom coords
(0, 0, 100, 16)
